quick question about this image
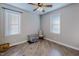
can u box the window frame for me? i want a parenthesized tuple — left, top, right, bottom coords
(50, 14, 60, 34)
(5, 9, 21, 36)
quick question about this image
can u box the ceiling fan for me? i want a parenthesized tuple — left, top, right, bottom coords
(28, 3, 52, 12)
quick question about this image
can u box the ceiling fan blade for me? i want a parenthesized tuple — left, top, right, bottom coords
(28, 3, 36, 5)
(43, 5, 52, 7)
(33, 7, 39, 11)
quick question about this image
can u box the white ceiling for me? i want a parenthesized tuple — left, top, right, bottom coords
(7, 3, 71, 15)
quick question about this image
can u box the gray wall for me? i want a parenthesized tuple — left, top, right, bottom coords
(41, 4, 79, 49)
(0, 4, 40, 45)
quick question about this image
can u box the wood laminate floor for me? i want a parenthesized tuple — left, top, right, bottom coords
(0, 39, 79, 56)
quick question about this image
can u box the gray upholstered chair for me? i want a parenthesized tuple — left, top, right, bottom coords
(28, 34, 39, 43)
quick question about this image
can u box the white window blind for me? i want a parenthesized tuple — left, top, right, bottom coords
(50, 14, 60, 34)
(5, 9, 21, 36)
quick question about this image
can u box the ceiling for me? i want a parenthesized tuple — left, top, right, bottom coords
(7, 3, 71, 15)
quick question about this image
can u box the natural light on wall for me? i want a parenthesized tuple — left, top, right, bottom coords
(50, 14, 60, 34)
(5, 9, 21, 36)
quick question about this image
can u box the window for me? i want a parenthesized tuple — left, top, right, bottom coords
(5, 9, 21, 36)
(50, 14, 60, 34)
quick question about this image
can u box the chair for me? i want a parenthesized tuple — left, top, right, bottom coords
(28, 34, 39, 43)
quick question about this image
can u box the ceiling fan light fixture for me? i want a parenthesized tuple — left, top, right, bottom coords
(37, 7, 43, 11)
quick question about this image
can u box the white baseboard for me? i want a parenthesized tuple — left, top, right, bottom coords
(10, 40, 27, 46)
(45, 38, 79, 51)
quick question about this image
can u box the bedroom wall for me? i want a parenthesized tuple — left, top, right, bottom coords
(0, 4, 40, 46)
(41, 4, 79, 50)
(0, 4, 4, 44)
